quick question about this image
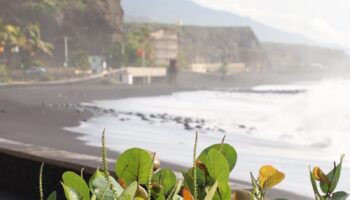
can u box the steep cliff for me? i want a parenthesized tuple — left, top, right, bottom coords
(177, 26, 269, 69)
(0, 0, 124, 65)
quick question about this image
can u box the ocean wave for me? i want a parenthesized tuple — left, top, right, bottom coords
(66, 79, 350, 196)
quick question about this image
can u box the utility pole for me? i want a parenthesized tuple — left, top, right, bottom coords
(142, 48, 145, 67)
(64, 36, 69, 67)
(121, 42, 125, 68)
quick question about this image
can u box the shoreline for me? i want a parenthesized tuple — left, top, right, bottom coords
(0, 72, 318, 199)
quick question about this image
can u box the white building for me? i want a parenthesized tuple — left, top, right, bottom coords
(189, 62, 247, 74)
(116, 67, 166, 85)
(150, 29, 178, 66)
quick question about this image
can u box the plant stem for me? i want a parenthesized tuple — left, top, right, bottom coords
(219, 135, 226, 153)
(39, 162, 44, 200)
(101, 129, 119, 199)
(193, 131, 198, 200)
(147, 153, 156, 200)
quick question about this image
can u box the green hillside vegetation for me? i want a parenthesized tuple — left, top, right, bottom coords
(0, 18, 53, 81)
(0, 0, 123, 68)
(125, 23, 267, 70)
(125, 23, 350, 71)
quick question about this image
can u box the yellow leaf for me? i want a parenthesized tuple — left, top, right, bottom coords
(258, 165, 285, 189)
(312, 166, 331, 185)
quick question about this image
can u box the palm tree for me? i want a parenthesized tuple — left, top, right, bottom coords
(25, 23, 53, 57)
(0, 25, 26, 66)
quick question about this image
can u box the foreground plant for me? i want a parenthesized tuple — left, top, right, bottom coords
(310, 155, 348, 200)
(181, 133, 237, 200)
(51, 131, 238, 200)
(58, 130, 184, 200)
(38, 130, 348, 200)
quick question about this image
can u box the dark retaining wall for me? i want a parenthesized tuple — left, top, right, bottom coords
(0, 151, 93, 200)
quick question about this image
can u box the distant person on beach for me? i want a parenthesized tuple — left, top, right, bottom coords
(220, 61, 228, 81)
(167, 59, 178, 84)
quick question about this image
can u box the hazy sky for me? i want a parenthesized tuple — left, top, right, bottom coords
(194, 0, 350, 47)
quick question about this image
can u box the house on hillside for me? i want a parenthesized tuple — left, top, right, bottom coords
(150, 29, 178, 66)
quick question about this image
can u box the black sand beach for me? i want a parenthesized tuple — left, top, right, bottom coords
(0, 72, 318, 199)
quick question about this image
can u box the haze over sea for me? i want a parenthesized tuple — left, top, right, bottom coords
(67, 79, 350, 197)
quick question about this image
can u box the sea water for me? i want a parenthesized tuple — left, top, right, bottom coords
(66, 79, 350, 197)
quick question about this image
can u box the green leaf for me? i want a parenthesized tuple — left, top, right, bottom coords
(118, 181, 138, 200)
(198, 144, 237, 172)
(183, 168, 206, 188)
(168, 180, 183, 200)
(47, 191, 57, 200)
(329, 155, 345, 193)
(331, 191, 349, 200)
(61, 182, 82, 200)
(88, 168, 123, 198)
(201, 149, 230, 192)
(173, 180, 183, 199)
(182, 169, 206, 200)
(191, 167, 206, 186)
(150, 185, 163, 200)
(115, 148, 153, 185)
(62, 171, 90, 200)
(182, 171, 193, 189)
(212, 183, 231, 200)
(153, 192, 166, 200)
(320, 155, 344, 194)
(152, 169, 177, 195)
(204, 181, 218, 200)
